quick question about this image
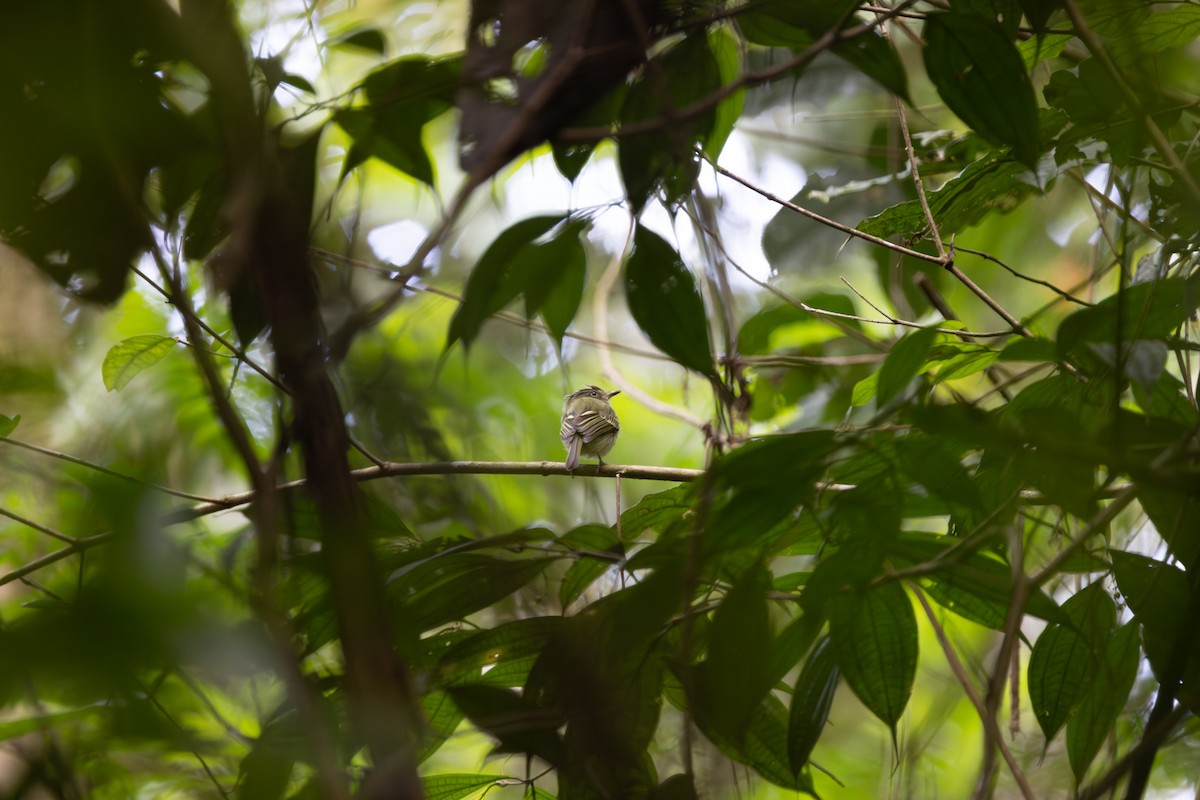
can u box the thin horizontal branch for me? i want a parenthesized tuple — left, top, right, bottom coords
(0, 507, 76, 545)
(0, 458, 1136, 589)
(1, 436, 220, 504)
(0, 533, 114, 589)
(165, 460, 705, 524)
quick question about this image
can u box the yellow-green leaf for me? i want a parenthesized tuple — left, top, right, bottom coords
(102, 334, 177, 392)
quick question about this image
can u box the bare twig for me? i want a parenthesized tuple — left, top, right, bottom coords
(912, 586, 1035, 800)
(0, 507, 77, 545)
(1, 436, 221, 504)
(703, 153, 947, 266)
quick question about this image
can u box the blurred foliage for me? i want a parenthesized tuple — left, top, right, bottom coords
(1, 1, 1199, 798)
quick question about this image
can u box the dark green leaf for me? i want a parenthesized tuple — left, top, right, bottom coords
(329, 27, 388, 55)
(1066, 622, 1139, 783)
(738, 0, 909, 100)
(281, 73, 315, 94)
(0, 706, 100, 742)
(438, 617, 566, 688)
(923, 12, 1041, 167)
(1028, 582, 1115, 741)
(102, 335, 177, 392)
(617, 34, 726, 209)
(1058, 273, 1200, 362)
(998, 336, 1058, 362)
(446, 215, 566, 351)
(388, 553, 556, 633)
(447, 685, 564, 766)
(894, 434, 984, 515)
(788, 635, 839, 772)
(829, 582, 917, 728)
(336, 56, 459, 185)
(706, 431, 836, 556)
(955, 0, 1023, 37)
(1138, 487, 1200, 571)
(652, 774, 697, 800)
(889, 531, 1065, 625)
(558, 524, 623, 610)
(695, 567, 774, 743)
(421, 774, 515, 800)
(624, 224, 715, 376)
(1110, 550, 1193, 683)
(538, 235, 587, 352)
(877, 327, 938, 405)
(1018, 0, 1063, 35)
(767, 614, 824, 688)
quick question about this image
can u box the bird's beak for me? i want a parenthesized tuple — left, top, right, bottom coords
(607, 390, 621, 399)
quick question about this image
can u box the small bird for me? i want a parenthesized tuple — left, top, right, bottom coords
(560, 385, 621, 472)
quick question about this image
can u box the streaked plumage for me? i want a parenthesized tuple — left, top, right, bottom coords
(560, 385, 620, 472)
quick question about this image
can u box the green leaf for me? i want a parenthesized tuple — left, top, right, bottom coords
(618, 484, 693, 540)
(0, 413, 19, 437)
(421, 773, 516, 800)
(335, 56, 459, 185)
(558, 524, 623, 610)
(702, 693, 815, 792)
(388, 553, 556, 633)
(767, 614, 824, 688)
(1066, 622, 1139, 784)
(537, 235, 587, 352)
(894, 434, 984, 516)
(998, 336, 1057, 362)
(1116, 5, 1200, 58)
(281, 73, 315, 94)
(417, 691, 466, 764)
(102, 334, 177, 392)
(446, 215, 566, 351)
(617, 34, 722, 210)
(788, 635, 839, 772)
(329, 26, 388, 55)
(1017, 32, 1074, 69)
(516, 219, 589, 350)
(1109, 550, 1192, 682)
(706, 431, 836, 556)
(447, 685, 565, 767)
(1137, 487, 1200, 572)
(0, 705, 101, 742)
(695, 567, 775, 743)
(877, 327, 938, 405)
(1057, 273, 1200, 363)
(624, 224, 715, 376)
(706, 28, 744, 158)
(829, 582, 917, 728)
(438, 617, 566, 688)
(888, 531, 1066, 626)
(652, 774, 697, 800)
(923, 12, 1040, 167)
(738, 0, 909, 100)
(1028, 582, 1115, 741)
(857, 153, 1041, 239)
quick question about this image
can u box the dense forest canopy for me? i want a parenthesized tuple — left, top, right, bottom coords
(1, 0, 1199, 798)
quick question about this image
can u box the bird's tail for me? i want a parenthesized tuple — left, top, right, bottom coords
(565, 436, 581, 472)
